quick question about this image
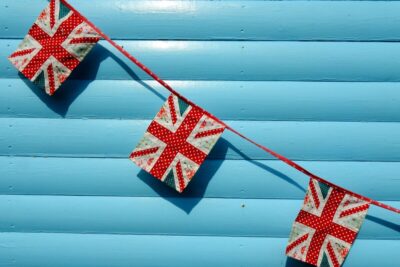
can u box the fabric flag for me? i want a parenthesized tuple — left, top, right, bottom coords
(8, 0, 100, 95)
(130, 94, 225, 192)
(286, 178, 370, 267)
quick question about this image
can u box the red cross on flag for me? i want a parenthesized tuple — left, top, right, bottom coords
(8, 0, 100, 95)
(130, 94, 225, 192)
(286, 178, 370, 267)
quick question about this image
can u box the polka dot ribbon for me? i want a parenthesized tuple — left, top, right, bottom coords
(60, 0, 399, 214)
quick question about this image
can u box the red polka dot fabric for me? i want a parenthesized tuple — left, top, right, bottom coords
(8, 0, 100, 95)
(286, 178, 370, 267)
(130, 94, 225, 193)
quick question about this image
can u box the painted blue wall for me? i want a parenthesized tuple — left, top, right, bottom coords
(0, 1, 399, 266)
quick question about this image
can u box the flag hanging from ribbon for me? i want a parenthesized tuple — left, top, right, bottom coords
(8, 0, 100, 95)
(130, 94, 225, 192)
(6, 0, 398, 208)
(286, 178, 370, 267)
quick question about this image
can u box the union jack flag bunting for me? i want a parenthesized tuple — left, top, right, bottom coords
(8, 0, 100, 95)
(130, 94, 225, 193)
(286, 178, 370, 267)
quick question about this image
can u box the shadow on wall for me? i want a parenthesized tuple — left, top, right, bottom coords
(223, 138, 306, 194)
(17, 42, 306, 213)
(19, 41, 399, 236)
(366, 214, 400, 232)
(137, 138, 229, 214)
(138, 137, 306, 214)
(285, 257, 311, 267)
(20, 44, 166, 117)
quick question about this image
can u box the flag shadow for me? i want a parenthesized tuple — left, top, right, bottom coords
(20, 43, 165, 117)
(137, 137, 229, 214)
(137, 135, 306, 214)
(285, 257, 312, 267)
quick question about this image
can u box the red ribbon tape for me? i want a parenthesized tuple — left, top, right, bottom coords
(60, 0, 399, 214)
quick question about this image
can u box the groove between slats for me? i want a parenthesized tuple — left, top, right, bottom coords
(2, 1, 399, 266)
(2, 79, 400, 122)
(4, 40, 400, 81)
(0, 233, 398, 267)
(0, 195, 398, 239)
(2, 118, 400, 161)
(3, 1, 400, 41)
(1, 156, 399, 200)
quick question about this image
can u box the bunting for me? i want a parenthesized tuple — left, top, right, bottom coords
(8, 0, 100, 95)
(130, 94, 225, 192)
(286, 178, 370, 267)
(6, 0, 400, 264)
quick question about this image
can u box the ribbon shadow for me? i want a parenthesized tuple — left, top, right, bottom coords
(220, 138, 306, 194)
(20, 41, 308, 212)
(137, 137, 307, 213)
(366, 214, 400, 232)
(21, 43, 165, 117)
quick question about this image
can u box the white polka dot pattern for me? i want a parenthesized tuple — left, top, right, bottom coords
(130, 94, 225, 192)
(286, 178, 370, 267)
(7, 0, 100, 95)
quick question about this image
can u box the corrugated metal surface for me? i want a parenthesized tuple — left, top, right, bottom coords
(1, 1, 399, 266)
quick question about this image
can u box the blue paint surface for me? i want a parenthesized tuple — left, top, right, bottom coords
(0, 1, 399, 267)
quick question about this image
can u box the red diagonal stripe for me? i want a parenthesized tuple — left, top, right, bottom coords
(326, 241, 341, 267)
(168, 95, 178, 125)
(9, 48, 36, 58)
(50, 0, 56, 29)
(194, 127, 225, 139)
(175, 161, 185, 193)
(340, 204, 369, 218)
(309, 180, 321, 209)
(69, 37, 100, 44)
(47, 64, 56, 95)
(286, 233, 309, 254)
(130, 147, 159, 158)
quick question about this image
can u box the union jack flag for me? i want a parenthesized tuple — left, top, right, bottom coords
(8, 0, 100, 95)
(286, 178, 370, 267)
(130, 94, 225, 192)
